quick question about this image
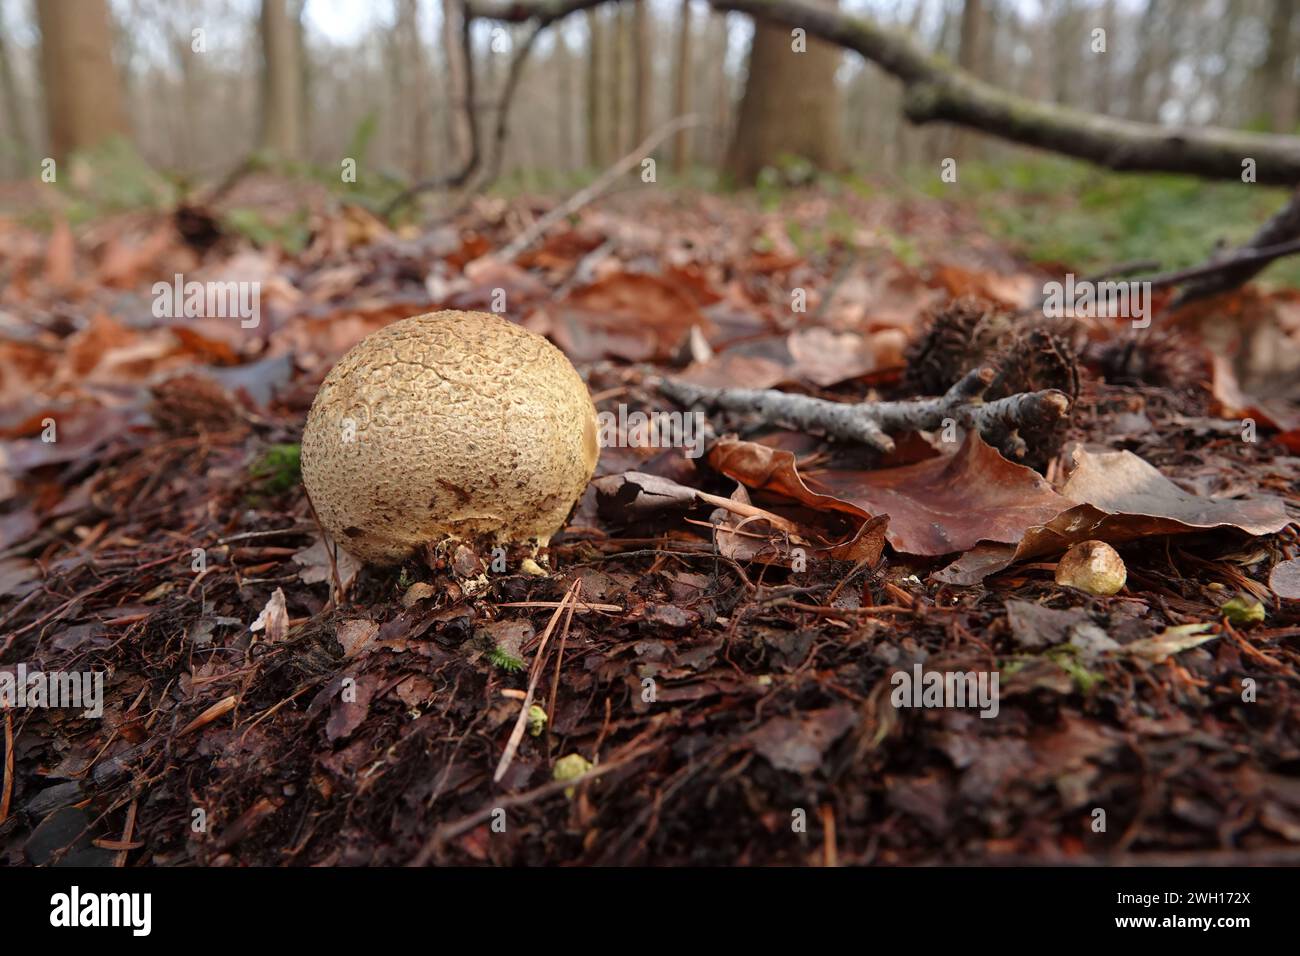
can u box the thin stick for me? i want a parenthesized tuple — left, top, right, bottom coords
(0, 712, 13, 824)
(495, 114, 704, 262)
(493, 581, 581, 783)
(660, 367, 1069, 456)
(497, 599, 622, 612)
(113, 799, 138, 867)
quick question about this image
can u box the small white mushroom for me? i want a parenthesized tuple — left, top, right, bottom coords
(1055, 540, 1127, 596)
(301, 310, 599, 565)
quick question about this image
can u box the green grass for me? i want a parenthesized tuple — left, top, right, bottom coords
(905, 155, 1300, 286)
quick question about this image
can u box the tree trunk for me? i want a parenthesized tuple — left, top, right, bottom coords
(632, 0, 650, 145)
(0, 22, 32, 172)
(614, 2, 632, 154)
(723, 0, 842, 183)
(443, 0, 472, 167)
(950, 0, 984, 157)
(1260, 0, 1298, 132)
(709, 11, 731, 165)
(36, 0, 130, 162)
(585, 8, 604, 166)
(672, 0, 693, 173)
(557, 29, 576, 172)
(258, 0, 303, 160)
(1127, 0, 1160, 118)
(395, 0, 430, 179)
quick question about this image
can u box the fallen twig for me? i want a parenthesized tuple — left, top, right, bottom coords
(493, 581, 580, 783)
(1, 712, 13, 825)
(494, 114, 704, 261)
(657, 367, 1070, 458)
(1169, 187, 1300, 307)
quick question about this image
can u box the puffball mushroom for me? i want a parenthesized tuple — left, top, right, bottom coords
(1055, 540, 1127, 596)
(301, 310, 599, 565)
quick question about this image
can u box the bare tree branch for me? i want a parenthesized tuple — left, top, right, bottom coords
(468, 0, 607, 23)
(476, 0, 1300, 185)
(710, 0, 1300, 184)
(657, 366, 1071, 461)
(1168, 187, 1300, 306)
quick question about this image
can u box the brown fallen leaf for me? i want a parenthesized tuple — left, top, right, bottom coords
(293, 538, 361, 591)
(748, 705, 857, 774)
(594, 469, 887, 565)
(549, 272, 711, 362)
(785, 327, 879, 387)
(0, 558, 40, 600)
(1004, 600, 1098, 650)
(935, 447, 1293, 584)
(711, 432, 1071, 556)
(679, 336, 794, 390)
(326, 673, 378, 742)
(336, 620, 379, 658)
(709, 481, 889, 566)
(1, 406, 136, 472)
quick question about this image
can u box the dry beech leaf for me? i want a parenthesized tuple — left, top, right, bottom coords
(293, 538, 361, 591)
(711, 432, 1070, 556)
(786, 327, 877, 387)
(710, 482, 889, 566)
(935, 448, 1293, 585)
(44, 219, 76, 291)
(550, 272, 711, 362)
(594, 469, 887, 566)
(680, 336, 794, 390)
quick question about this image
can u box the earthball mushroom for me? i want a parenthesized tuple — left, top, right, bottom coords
(301, 310, 599, 565)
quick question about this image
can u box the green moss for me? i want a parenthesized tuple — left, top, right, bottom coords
(1047, 647, 1105, 694)
(249, 444, 302, 495)
(487, 646, 527, 673)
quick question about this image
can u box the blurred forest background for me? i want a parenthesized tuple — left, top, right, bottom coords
(1, 0, 1299, 274)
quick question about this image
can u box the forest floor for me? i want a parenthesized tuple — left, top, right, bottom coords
(1, 174, 1299, 865)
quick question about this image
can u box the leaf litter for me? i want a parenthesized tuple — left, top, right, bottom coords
(0, 183, 1298, 866)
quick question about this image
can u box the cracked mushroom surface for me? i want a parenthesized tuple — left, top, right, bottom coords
(301, 310, 599, 565)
